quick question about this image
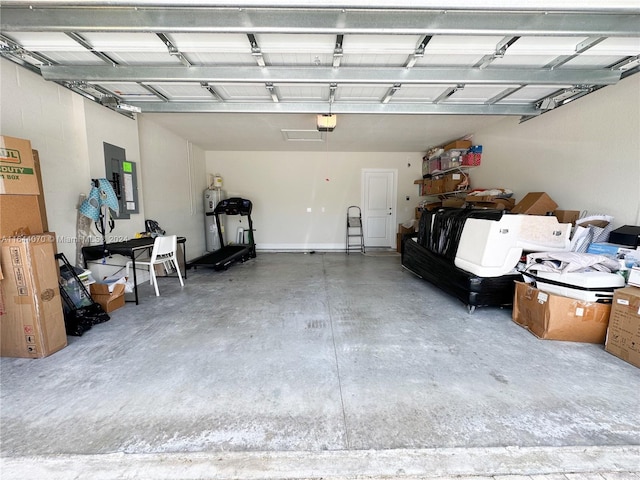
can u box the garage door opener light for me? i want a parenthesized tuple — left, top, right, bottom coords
(317, 114, 337, 132)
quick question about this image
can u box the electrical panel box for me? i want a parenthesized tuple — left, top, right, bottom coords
(103, 142, 139, 218)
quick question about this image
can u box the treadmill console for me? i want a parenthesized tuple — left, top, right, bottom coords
(214, 197, 252, 216)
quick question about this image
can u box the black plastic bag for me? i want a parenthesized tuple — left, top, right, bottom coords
(63, 303, 110, 336)
(56, 253, 110, 336)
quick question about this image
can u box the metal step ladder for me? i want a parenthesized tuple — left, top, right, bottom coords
(346, 205, 365, 254)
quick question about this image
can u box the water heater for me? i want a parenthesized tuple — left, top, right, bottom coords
(204, 188, 225, 252)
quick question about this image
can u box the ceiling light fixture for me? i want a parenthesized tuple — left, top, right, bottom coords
(317, 114, 337, 132)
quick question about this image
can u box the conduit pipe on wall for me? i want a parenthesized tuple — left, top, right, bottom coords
(186, 140, 195, 216)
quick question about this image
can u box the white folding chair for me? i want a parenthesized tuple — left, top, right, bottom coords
(126, 235, 184, 297)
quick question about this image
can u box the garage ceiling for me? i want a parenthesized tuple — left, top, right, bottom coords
(1, 1, 639, 151)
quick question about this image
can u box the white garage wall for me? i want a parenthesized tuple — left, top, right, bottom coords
(138, 117, 208, 259)
(0, 58, 145, 262)
(206, 151, 423, 250)
(471, 74, 640, 227)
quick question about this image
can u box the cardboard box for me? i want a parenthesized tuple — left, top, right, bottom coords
(554, 210, 581, 225)
(469, 198, 516, 210)
(442, 198, 466, 208)
(425, 178, 445, 195)
(512, 281, 611, 343)
(397, 223, 415, 235)
(0, 233, 67, 358)
(90, 282, 126, 313)
(432, 179, 444, 195)
(0, 135, 40, 195)
(605, 286, 640, 368)
(465, 195, 516, 210)
(442, 173, 464, 193)
(443, 139, 472, 151)
(0, 150, 47, 238)
(466, 194, 498, 203)
(511, 192, 558, 215)
(0, 195, 45, 238)
(424, 202, 441, 211)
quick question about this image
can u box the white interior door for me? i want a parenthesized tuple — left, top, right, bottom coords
(362, 169, 397, 248)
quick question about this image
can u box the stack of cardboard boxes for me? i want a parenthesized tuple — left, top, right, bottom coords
(508, 196, 640, 369)
(512, 281, 640, 369)
(0, 135, 67, 358)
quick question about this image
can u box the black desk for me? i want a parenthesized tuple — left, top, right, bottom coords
(82, 237, 186, 305)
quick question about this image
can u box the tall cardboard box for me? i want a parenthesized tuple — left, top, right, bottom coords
(0, 233, 67, 358)
(605, 286, 640, 368)
(0, 135, 40, 195)
(0, 142, 47, 238)
(512, 281, 611, 343)
(0, 195, 45, 237)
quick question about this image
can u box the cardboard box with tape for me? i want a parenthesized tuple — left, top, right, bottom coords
(512, 281, 611, 343)
(0, 233, 67, 358)
(1, 146, 49, 238)
(90, 282, 126, 313)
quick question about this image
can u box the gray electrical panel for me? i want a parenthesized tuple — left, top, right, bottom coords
(103, 142, 139, 219)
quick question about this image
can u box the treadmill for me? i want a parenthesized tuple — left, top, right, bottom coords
(188, 197, 256, 271)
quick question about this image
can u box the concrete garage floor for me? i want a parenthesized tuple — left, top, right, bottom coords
(1, 252, 639, 479)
